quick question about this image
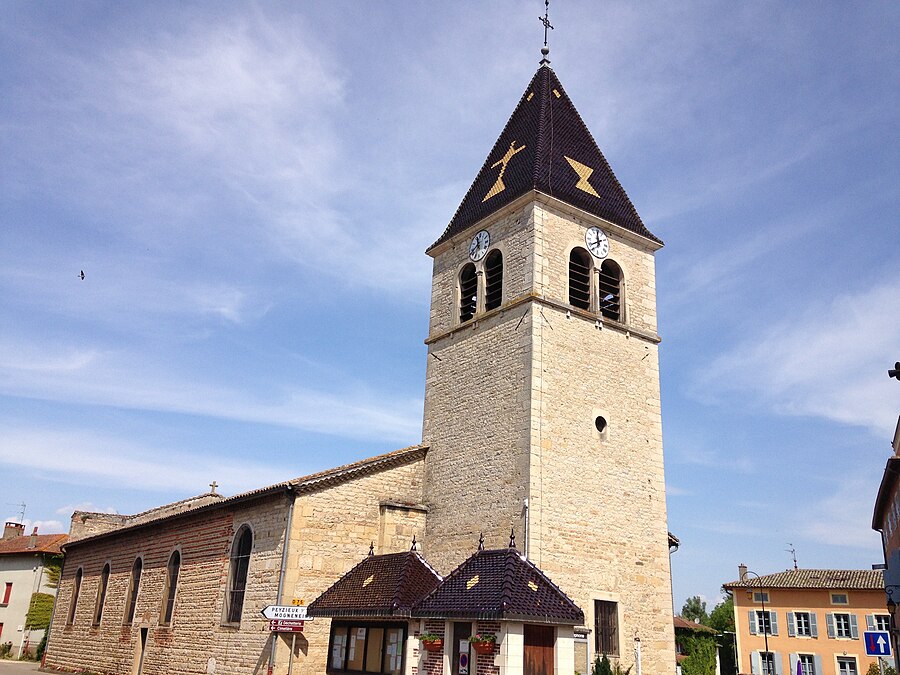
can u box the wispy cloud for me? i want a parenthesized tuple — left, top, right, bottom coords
(794, 474, 884, 549)
(693, 274, 900, 436)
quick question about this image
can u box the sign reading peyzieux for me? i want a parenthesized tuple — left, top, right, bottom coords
(261, 605, 313, 621)
(864, 631, 891, 656)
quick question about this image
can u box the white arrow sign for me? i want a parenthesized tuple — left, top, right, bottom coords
(261, 605, 313, 621)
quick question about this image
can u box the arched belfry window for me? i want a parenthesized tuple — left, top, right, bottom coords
(568, 248, 592, 310)
(599, 259, 622, 321)
(161, 550, 181, 626)
(459, 263, 478, 322)
(484, 250, 503, 311)
(225, 526, 253, 624)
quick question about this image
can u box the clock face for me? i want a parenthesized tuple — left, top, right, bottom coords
(469, 230, 491, 261)
(585, 226, 609, 259)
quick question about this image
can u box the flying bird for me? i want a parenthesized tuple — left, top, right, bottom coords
(79, 270, 85, 280)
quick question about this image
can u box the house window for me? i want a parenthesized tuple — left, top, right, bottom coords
(93, 563, 110, 626)
(459, 263, 478, 322)
(837, 657, 857, 675)
(790, 611, 817, 637)
(160, 550, 181, 626)
(753, 591, 770, 603)
(568, 248, 591, 310)
(754, 610, 777, 635)
(594, 600, 619, 657)
(225, 526, 253, 624)
(798, 654, 816, 675)
(834, 613, 850, 638)
(125, 558, 142, 625)
(831, 593, 849, 605)
(327, 621, 406, 675)
(484, 249, 503, 311)
(874, 615, 891, 632)
(1, 583, 10, 605)
(67, 568, 82, 625)
(598, 259, 622, 321)
(760, 651, 776, 675)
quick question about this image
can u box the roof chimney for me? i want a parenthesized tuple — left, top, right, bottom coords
(3, 521, 24, 540)
(738, 563, 748, 582)
(29, 526, 38, 549)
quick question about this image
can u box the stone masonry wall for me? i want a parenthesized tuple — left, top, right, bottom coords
(46, 494, 289, 675)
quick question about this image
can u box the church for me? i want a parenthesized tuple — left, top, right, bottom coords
(44, 38, 676, 675)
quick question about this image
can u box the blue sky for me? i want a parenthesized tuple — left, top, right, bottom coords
(1, 1, 898, 612)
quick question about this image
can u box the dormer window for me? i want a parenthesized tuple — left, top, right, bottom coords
(599, 260, 622, 321)
(568, 248, 591, 310)
(459, 263, 478, 322)
(484, 250, 503, 311)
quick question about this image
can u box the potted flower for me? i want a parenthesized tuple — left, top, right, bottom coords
(469, 633, 496, 655)
(419, 632, 443, 652)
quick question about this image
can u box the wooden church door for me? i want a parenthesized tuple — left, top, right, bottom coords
(524, 624, 555, 675)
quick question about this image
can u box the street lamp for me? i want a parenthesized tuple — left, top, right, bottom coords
(742, 570, 770, 659)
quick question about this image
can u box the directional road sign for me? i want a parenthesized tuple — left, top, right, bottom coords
(261, 604, 313, 621)
(864, 631, 892, 657)
(269, 619, 305, 633)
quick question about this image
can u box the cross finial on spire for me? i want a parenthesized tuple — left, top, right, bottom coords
(478, 533, 485, 551)
(509, 527, 517, 549)
(411, 535, 418, 552)
(538, 0, 553, 65)
(209, 481, 218, 494)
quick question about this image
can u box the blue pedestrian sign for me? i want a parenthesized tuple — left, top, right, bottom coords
(864, 631, 892, 657)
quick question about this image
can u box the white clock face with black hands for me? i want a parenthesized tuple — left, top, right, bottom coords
(469, 230, 490, 261)
(585, 226, 609, 259)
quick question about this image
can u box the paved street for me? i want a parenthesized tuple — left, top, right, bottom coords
(0, 662, 41, 673)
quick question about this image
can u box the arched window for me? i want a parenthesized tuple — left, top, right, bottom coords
(484, 250, 503, 311)
(599, 259, 622, 321)
(161, 550, 181, 626)
(92, 563, 110, 626)
(568, 248, 591, 310)
(225, 526, 253, 624)
(125, 557, 142, 625)
(459, 263, 478, 322)
(67, 568, 83, 625)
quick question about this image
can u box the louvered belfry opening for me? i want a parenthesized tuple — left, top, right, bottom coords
(599, 259, 622, 321)
(568, 248, 591, 310)
(459, 263, 478, 322)
(484, 250, 503, 311)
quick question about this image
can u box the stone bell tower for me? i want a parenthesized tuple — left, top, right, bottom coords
(420, 55, 676, 673)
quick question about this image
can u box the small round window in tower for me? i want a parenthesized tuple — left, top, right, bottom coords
(595, 416, 608, 434)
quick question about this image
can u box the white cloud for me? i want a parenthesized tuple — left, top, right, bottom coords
(694, 274, 900, 436)
(794, 475, 884, 549)
(55, 503, 119, 517)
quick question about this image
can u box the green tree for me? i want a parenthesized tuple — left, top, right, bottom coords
(592, 654, 612, 675)
(682, 595, 709, 624)
(708, 596, 735, 632)
(867, 662, 898, 675)
(680, 634, 717, 675)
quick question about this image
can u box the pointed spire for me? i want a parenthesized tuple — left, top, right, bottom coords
(509, 527, 517, 549)
(368, 541, 375, 556)
(411, 535, 418, 552)
(478, 533, 485, 551)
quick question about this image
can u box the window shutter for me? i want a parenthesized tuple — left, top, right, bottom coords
(826, 613, 835, 639)
(774, 652, 783, 675)
(850, 614, 859, 639)
(789, 654, 799, 675)
(787, 612, 796, 637)
(810, 613, 818, 638)
(770, 612, 779, 636)
(866, 614, 875, 631)
(751, 652, 761, 675)
(814, 655, 823, 675)
(749, 610, 758, 635)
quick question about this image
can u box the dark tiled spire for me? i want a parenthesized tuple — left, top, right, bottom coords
(429, 66, 661, 251)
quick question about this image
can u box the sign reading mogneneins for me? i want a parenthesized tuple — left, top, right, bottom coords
(261, 605, 313, 621)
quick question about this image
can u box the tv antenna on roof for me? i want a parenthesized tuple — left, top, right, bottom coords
(786, 543, 798, 570)
(5, 502, 26, 524)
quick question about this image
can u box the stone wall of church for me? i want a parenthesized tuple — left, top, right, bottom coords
(45, 494, 289, 675)
(526, 202, 675, 674)
(278, 457, 426, 675)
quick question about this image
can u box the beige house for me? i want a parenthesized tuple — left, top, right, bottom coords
(0, 521, 66, 658)
(45, 49, 675, 675)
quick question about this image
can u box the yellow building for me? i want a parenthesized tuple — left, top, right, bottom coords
(724, 566, 889, 675)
